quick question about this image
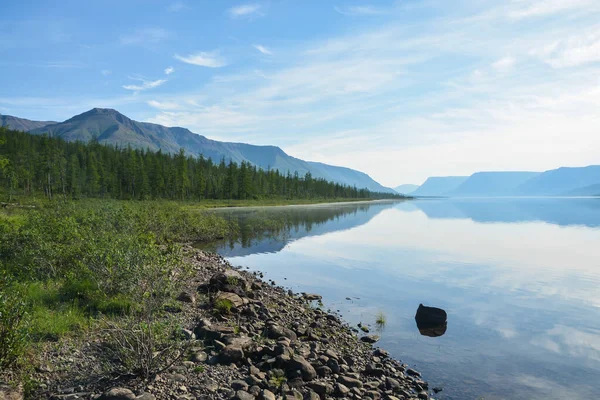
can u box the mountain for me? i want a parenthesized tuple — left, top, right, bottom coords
(516, 166, 600, 196)
(394, 184, 420, 194)
(410, 176, 468, 196)
(22, 108, 393, 193)
(1, 115, 56, 131)
(447, 171, 540, 197)
(561, 184, 600, 197)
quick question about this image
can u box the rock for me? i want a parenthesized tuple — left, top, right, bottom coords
(177, 291, 195, 304)
(210, 270, 247, 291)
(365, 390, 382, 399)
(98, 388, 136, 400)
(360, 335, 380, 344)
(231, 381, 249, 391)
(418, 391, 429, 399)
(268, 324, 297, 341)
(215, 291, 245, 309)
(415, 304, 448, 337)
(234, 390, 255, 400)
(288, 355, 317, 381)
(135, 394, 155, 400)
(432, 387, 443, 393)
(385, 377, 401, 391)
(219, 345, 244, 364)
(303, 391, 320, 400)
(191, 351, 208, 363)
(335, 383, 350, 396)
(406, 368, 421, 377)
(259, 389, 276, 400)
(307, 382, 333, 395)
(301, 293, 322, 301)
(338, 376, 363, 388)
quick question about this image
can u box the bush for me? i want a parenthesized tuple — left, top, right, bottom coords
(101, 315, 189, 379)
(0, 282, 29, 369)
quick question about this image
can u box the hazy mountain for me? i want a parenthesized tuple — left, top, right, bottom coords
(560, 184, 600, 197)
(1, 114, 56, 131)
(448, 171, 540, 196)
(394, 184, 420, 194)
(26, 108, 393, 193)
(410, 176, 468, 196)
(516, 166, 600, 196)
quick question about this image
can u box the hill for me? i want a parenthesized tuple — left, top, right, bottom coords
(410, 176, 468, 196)
(516, 166, 600, 196)
(20, 108, 393, 192)
(448, 171, 540, 196)
(394, 184, 420, 194)
(1, 114, 56, 131)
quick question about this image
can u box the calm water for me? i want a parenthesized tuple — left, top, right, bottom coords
(206, 198, 600, 400)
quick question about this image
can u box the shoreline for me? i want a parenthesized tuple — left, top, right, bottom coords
(22, 247, 429, 400)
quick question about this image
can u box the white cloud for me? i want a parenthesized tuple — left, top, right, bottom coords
(253, 44, 272, 55)
(531, 30, 600, 68)
(507, 0, 597, 19)
(334, 5, 386, 16)
(174, 51, 227, 68)
(101, 69, 111, 76)
(123, 77, 167, 92)
(492, 56, 515, 70)
(119, 28, 170, 46)
(228, 4, 261, 18)
(164, 66, 175, 75)
(148, 100, 180, 110)
(168, 1, 187, 12)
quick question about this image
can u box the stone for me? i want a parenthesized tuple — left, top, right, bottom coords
(177, 291, 195, 304)
(338, 376, 363, 388)
(231, 381, 249, 391)
(234, 390, 255, 400)
(215, 291, 245, 309)
(301, 293, 322, 301)
(259, 389, 276, 400)
(0, 384, 23, 400)
(360, 335, 380, 344)
(288, 355, 317, 381)
(335, 383, 350, 396)
(385, 377, 401, 391)
(191, 351, 208, 363)
(135, 394, 155, 400)
(219, 345, 245, 364)
(307, 382, 333, 395)
(98, 388, 136, 400)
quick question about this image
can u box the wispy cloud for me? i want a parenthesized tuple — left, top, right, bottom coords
(167, 1, 187, 12)
(45, 61, 86, 69)
(123, 77, 167, 92)
(101, 69, 112, 76)
(531, 29, 600, 68)
(119, 28, 170, 46)
(164, 66, 175, 75)
(148, 100, 180, 110)
(175, 51, 227, 68)
(228, 3, 262, 18)
(253, 44, 272, 55)
(507, 0, 597, 19)
(334, 5, 386, 16)
(492, 56, 515, 70)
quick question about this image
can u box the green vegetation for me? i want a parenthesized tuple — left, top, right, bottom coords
(214, 298, 234, 315)
(0, 127, 401, 202)
(375, 311, 387, 334)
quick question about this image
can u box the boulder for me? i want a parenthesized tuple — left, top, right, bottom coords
(288, 355, 317, 381)
(98, 388, 136, 400)
(360, 335, 380, 344)
(219, 345, 245, 364)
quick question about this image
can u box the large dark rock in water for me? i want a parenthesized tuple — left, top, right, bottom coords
(415, 304, 447, 337)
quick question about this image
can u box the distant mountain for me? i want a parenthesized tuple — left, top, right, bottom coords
(1, 115, 56, 131)
(561, 184, 600, 197)
(448, 171, 540, 197)
(394, 184, 419, 194)
(410, 176, 468, 196)
(20, 108, 393, 193)
(516, 166, 600, 196)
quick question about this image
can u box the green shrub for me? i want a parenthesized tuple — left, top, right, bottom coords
(0, 283, 29, 369)
(214, 298, 234, 315)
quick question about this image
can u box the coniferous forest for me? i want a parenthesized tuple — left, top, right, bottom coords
(0, 127, 396, 201)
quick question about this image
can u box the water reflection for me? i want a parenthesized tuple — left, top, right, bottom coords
(415, 304, 448, 338)
(209, 198, 600, 399)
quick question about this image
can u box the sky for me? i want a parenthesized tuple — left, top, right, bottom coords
(1, 0, 600, 186)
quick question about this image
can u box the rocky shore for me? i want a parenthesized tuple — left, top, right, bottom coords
(8, 247, 430, 400)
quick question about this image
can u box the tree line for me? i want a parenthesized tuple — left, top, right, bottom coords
(0, 127, 397, 201)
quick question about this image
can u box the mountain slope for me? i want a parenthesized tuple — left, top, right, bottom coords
(1, 114, 56, 131)
(448, 171, 540, 196)
(394, 184, 419, 194)
(561, 184, 600, 196)
(27, 108, 393, 192)
(410, 176, 468, 196)
(516, 166, 600, 196)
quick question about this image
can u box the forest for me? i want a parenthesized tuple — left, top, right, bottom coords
(0, 127, 396, 201)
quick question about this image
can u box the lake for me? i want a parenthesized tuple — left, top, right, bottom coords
(205, 198, 600, 400)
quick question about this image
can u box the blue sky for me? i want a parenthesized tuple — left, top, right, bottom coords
(1, 0, 600, 186)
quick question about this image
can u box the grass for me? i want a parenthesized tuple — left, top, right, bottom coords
(375, 311, 387, 328)
(214, 298, 234, 315)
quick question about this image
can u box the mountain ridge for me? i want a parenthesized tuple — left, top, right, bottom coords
(2, 108, 394, 193)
